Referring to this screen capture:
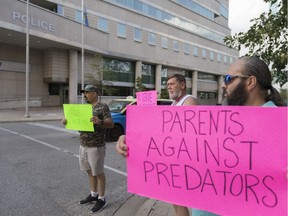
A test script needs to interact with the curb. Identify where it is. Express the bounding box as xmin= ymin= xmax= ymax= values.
xmin=113 ymin=194 xmax=149 ymax=216
xmin=0 ymin=118 xmax=63 ymax=123
xmin=135 ymin=199 xmax=158 ymax=216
